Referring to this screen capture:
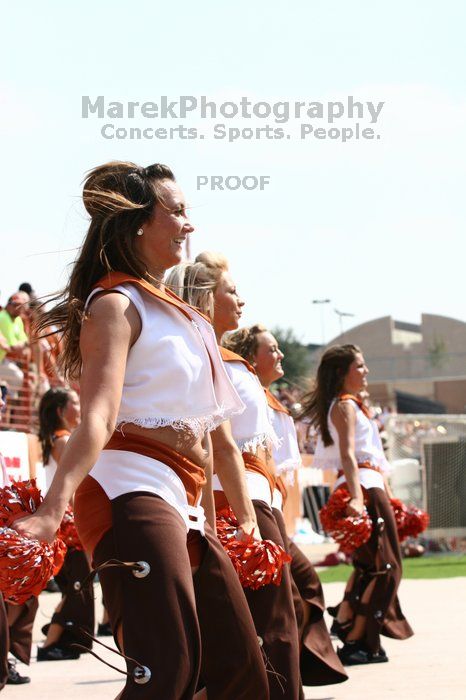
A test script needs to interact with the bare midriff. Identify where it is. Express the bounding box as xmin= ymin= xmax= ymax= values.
xmin=121 ymin=423 xmax=211 ymax=471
